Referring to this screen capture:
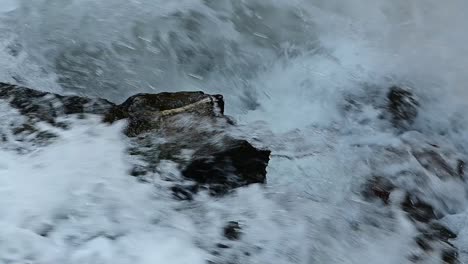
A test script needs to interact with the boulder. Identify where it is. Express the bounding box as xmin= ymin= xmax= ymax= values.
xmin=103 ymin=91 xmax=224 ymax=137
xmin=0 ymin=82 xmax=270 ymax=194
xmin=183 ymin=139 xmax=270 ymax=195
